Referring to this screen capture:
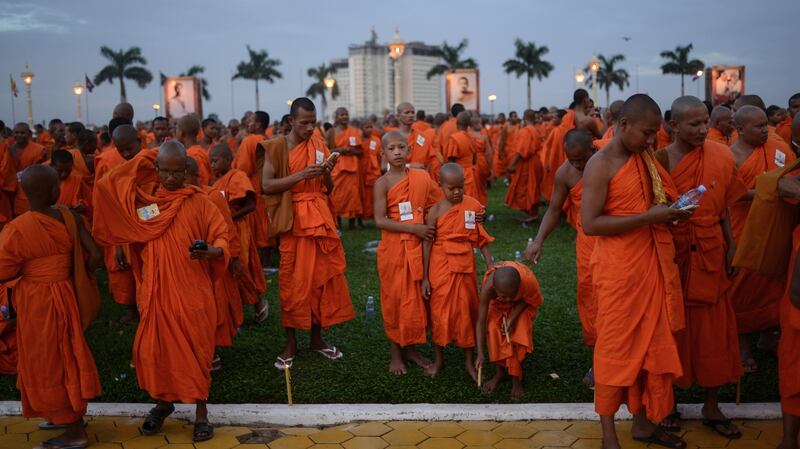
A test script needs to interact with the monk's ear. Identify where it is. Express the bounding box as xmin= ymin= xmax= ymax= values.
xmin=668 ymin=119 xmax=679 ymax=132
